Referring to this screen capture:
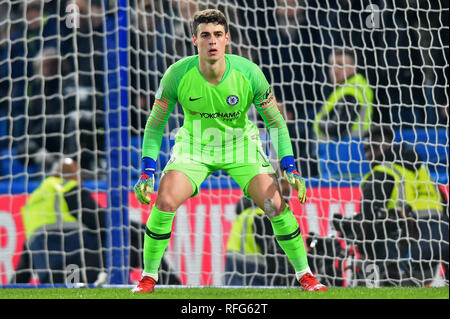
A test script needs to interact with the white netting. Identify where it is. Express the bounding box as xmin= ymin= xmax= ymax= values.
xmin=0 ymin=0 xmax=448 ymax=287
